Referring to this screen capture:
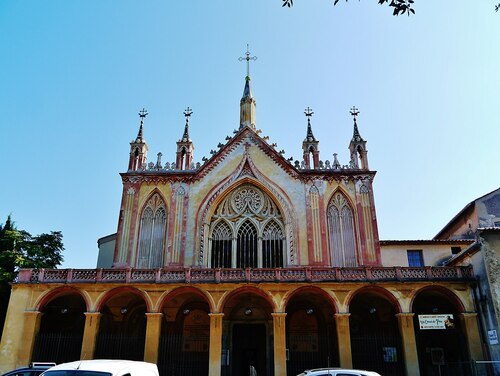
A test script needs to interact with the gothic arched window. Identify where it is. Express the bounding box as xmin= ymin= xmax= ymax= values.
xmin=211 ymin=221 xmax=232 ymax=268
xmin=327 ymin=192 xmax=357 ymax=267
xmin=262 ymin=220 xmax=284 ymax=268
xmin=237 ymin=221 xmax=258 ymax=268
xmin=208 ymin=184 xmax=285 ymax=268
xmin=137 ymin=193 xmax=167 ymax=268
